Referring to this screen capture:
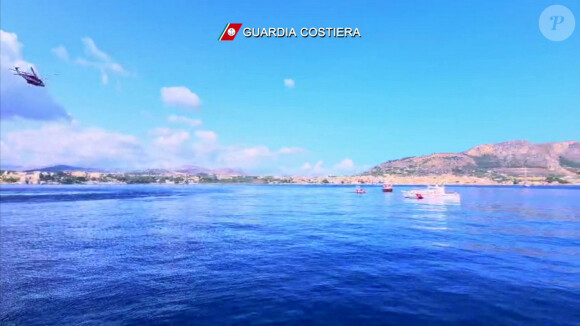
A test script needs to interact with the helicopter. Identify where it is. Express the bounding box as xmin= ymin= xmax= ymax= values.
xmin=10 ymin=66 xmax=45 ymax=87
